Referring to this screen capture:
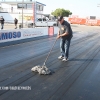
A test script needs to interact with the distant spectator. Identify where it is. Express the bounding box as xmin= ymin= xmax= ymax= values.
xmin=0 ymin=16 xmax=5 ymax=29
xmin=11 ymin=7 xmax=13 ymax=13
xmin=14 ymin=18 xmax=18 ymax=29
